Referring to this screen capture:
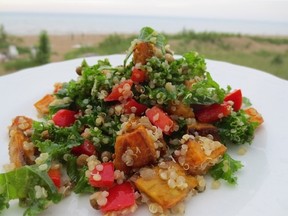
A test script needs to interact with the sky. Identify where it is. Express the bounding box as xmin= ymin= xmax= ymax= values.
xmin=1 ymin=0 xmax=288 ymax=22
